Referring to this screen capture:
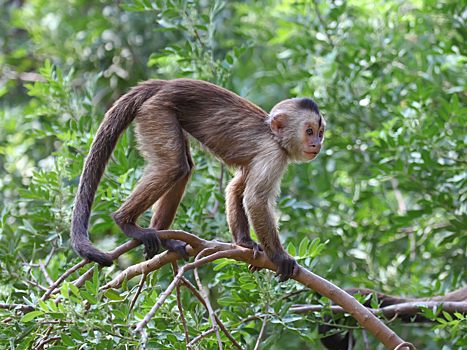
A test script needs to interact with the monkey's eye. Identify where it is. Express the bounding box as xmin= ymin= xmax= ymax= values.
xmin=306 ymin=128 xmax=313 ymax=135
xmin=319 ymin=130 xmax=323 ymax=137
